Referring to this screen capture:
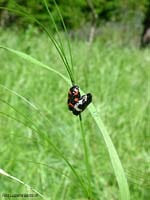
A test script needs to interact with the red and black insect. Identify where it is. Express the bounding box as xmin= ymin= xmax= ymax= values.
xmin=67 ymin=85 xmax=81 ymax=111
xmin=67 ymin=85 xmax=92 ymax=116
